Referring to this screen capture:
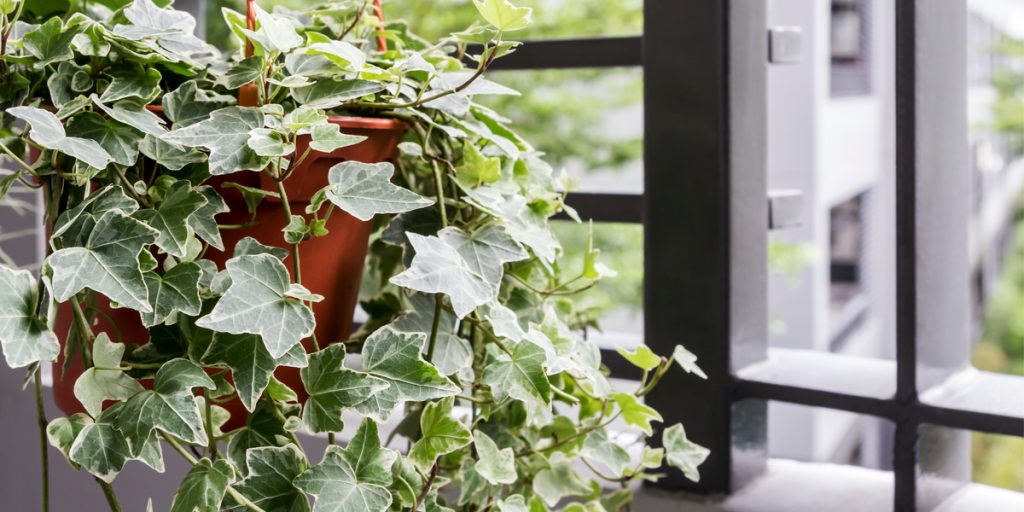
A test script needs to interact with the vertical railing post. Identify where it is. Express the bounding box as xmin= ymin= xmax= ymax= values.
xmin=643 ymin=0 xmax=769 ymax=493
